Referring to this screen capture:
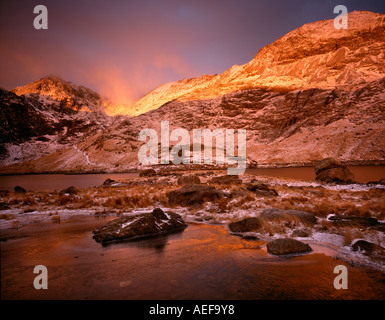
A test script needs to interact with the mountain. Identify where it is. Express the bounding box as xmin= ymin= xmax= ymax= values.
xmin=1 ymin=11 xmax=384 ymax=174
xmin=12 ymin=75 xmax=116 ymax=114
xmin=130 ymin=11 xmax=385 ymax=116
xmin=0 ymin=77 xmax=119 ymax=167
